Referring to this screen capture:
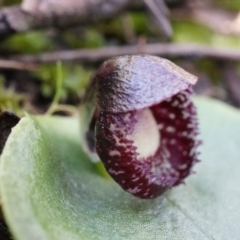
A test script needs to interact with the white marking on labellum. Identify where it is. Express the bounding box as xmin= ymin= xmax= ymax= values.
xmin=181 ymin=131 xmax=187 ymax=137
xmin=190 ymin=147 xmax=196 ymax=157
xmin=171 ymin=100 xmax=179 ymax=107
xmin=108 ymin=169 xmax=125 ymax=175
xmin=127 ymin=187 xmax=141 ymax=194
xmin=166 ymin=126 xmax=175 ymax=133
xmin=179 ymin=164 xmax=187 ymax=170
xmin=109 ymin=150 xmax=121 ymax=156
xmin=132 ymin=177 xmax=140 ymax=182
xmin=127 ymin=108 xmax=160 ymax=160
xmin=112 ymin=134 xmax=127 ymax=147
xmin=170 ymin=139 xmax=176 ymax=145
